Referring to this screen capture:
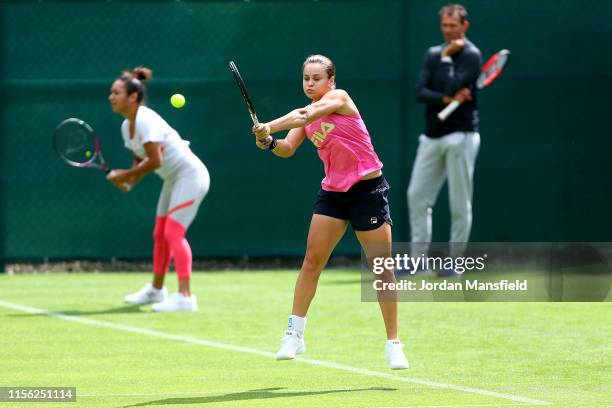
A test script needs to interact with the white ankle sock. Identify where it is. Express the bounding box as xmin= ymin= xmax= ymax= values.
xmin=287 ymin=315 xmax=306 ymax=335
